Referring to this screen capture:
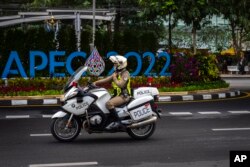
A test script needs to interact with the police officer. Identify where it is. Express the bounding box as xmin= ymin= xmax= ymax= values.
xmin=93 ymin=55 xmax=131 ymax=129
